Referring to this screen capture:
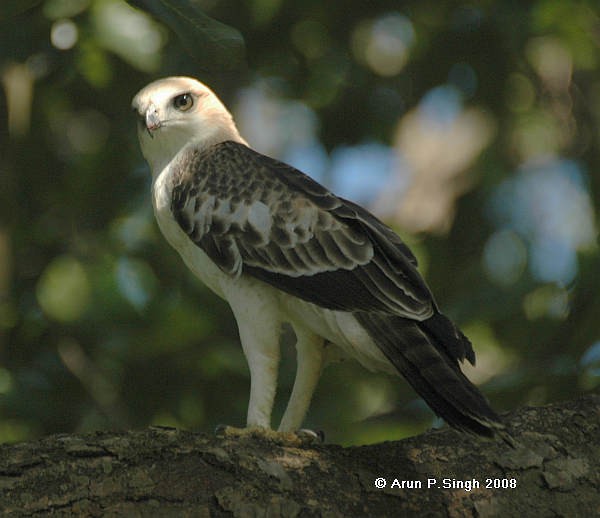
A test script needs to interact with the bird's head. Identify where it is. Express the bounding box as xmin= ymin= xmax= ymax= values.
xmin=131 ymin=76 xmax=245 ymax=171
